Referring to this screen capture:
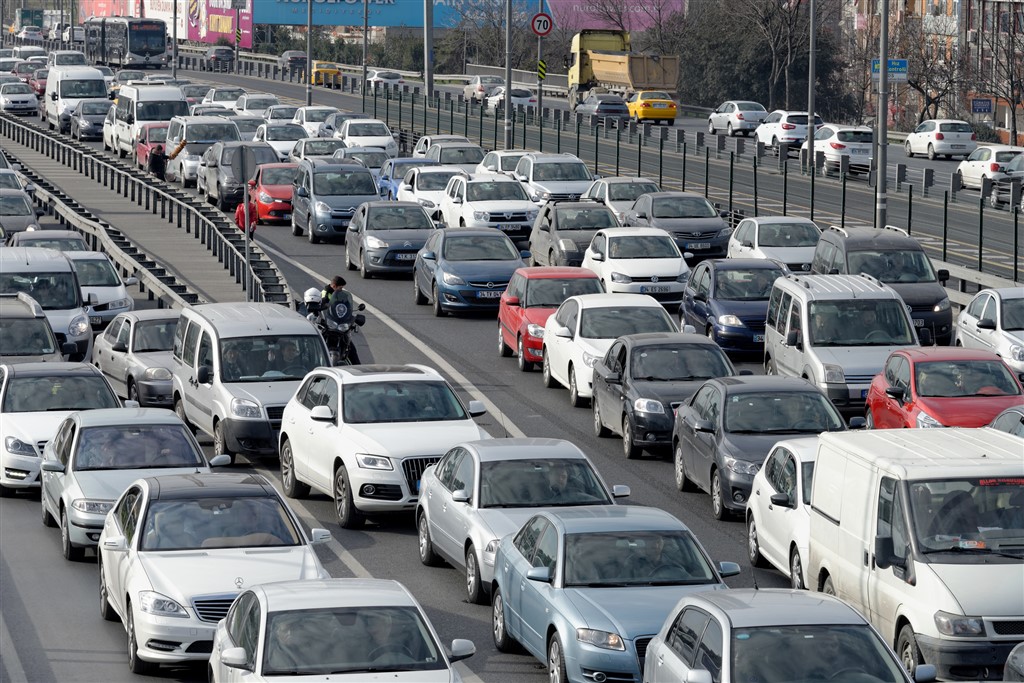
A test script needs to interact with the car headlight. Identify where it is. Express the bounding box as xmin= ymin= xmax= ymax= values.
xmin=822 ymin=363 xmax=845 ymax=384
xmin=418 ymin=198 xmax=435 ymax=208
xmin=229 ymin=397 xmax=262 ymax=419
xmin=142 ymin=367 xmax=172 ymax=381
xmin=68 ymin=314 xmax=89 ymax=337
xmin=634 ymin=398 xmax=665 ymax=414
xmin=314 ymin=201 xmax=332 ymax=214
xmin=718 ymin=227 xmax=733 ymax=238
xmin=472 ymin=210 xmax=489 ymax=221
xmin=677 ymin=271 xmax=690 ymax=284
xmin=934 ymin=611 xmax=984 ymax=637
xmin=4 ymin=436 xmax=36 ymax=456
xmin=527 ymin=323 xmax=545 ymax=338
xmin=576 ymin=628 xmax=625 ymax=651
xmin=258 ymin=191 xmax=273 ymax=203
xmin=610 ymin=272 xmax=632 ymax=284
xmin=933 ymin=297 xmax=950 ymax=312
xmin=526 ymin=209 xmax=539 ymax=221
xmin=71 ymin=498 xmax=113 ymax=514
xmin=107 ymin=298 xmax=131 ymax=310
xmin=442 ymin=272 xmax=465 ymax=286
xmin=916 ymin=410 xmax=944 ymax=428
xmin=538 ymin=190 xmax=552 ymax=200
xmin=582 ymin=351 xmax=600 ymax=368
xmin=724 ymin=455 xmax=760 ymax=476
xmin=139 ymin=590 xmax=189 ymax=618
xmin=355 ymin=453 xmax=393 ymax=470
xmin=484 ymin=539 xmax=500 ymax=554
xmin=558 ymin=239 xmax=578 ymax=253
xmin=365 ymin=235 xmax=389 ymax=249
xmin=79 ymin=120 xmax=92 ymax=128
xmin=1010 ymin=344 xmax=1024 ymax=362
xmin=718 ymin=314 xmax=744 ymax=327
